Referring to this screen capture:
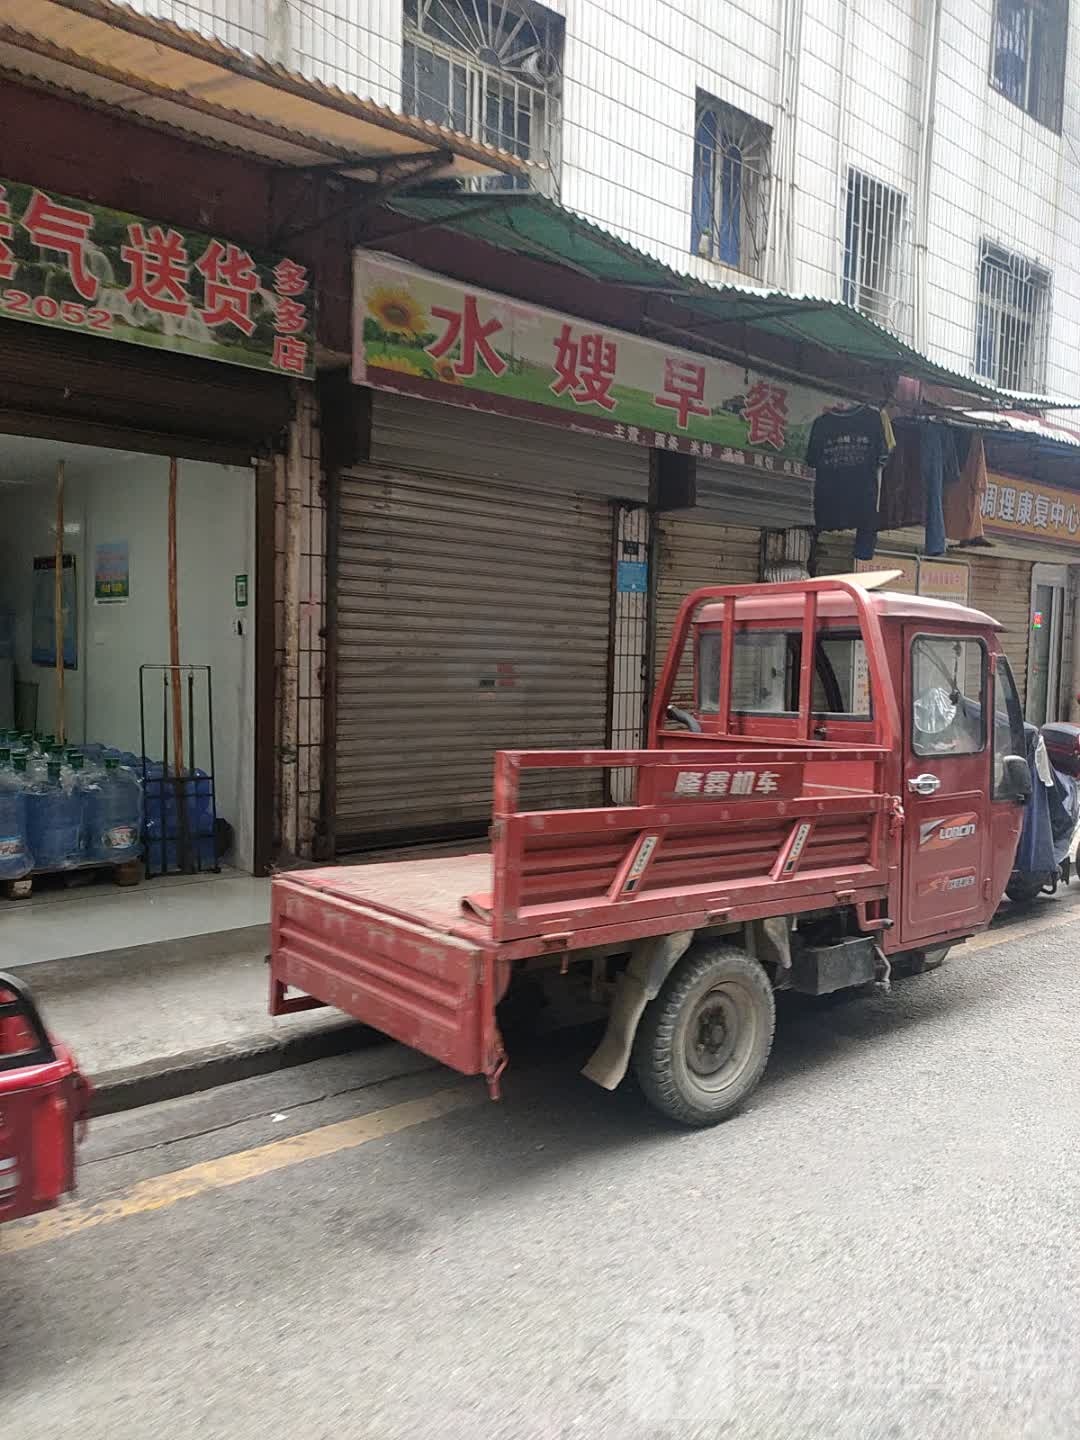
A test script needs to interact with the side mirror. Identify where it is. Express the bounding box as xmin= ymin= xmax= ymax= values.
xmin=1001 ymin=754 xmax=1032 ymax=805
